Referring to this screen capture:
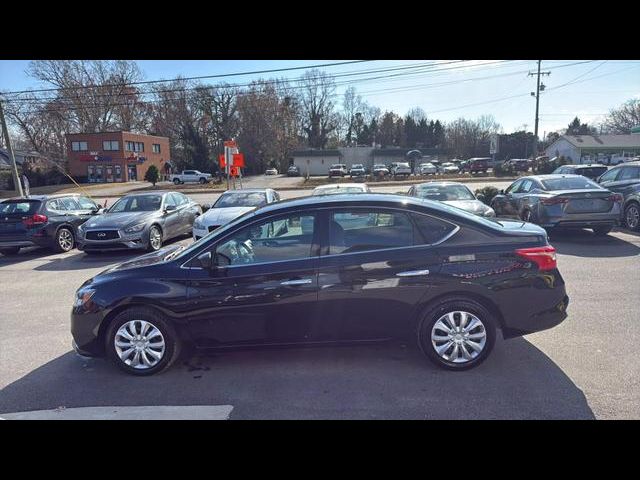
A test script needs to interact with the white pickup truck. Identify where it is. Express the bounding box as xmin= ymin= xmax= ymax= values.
xmin=170 ymin=170 xmax=213 ymax=185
